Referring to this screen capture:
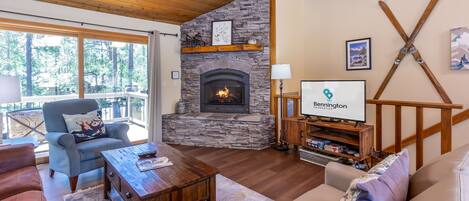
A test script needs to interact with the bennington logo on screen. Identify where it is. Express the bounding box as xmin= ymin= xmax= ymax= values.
xmin=312 ymin=88 xmax=348 ymax=110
